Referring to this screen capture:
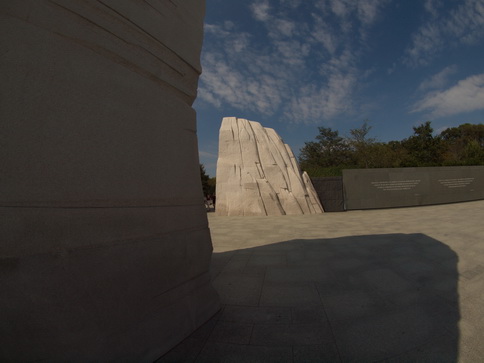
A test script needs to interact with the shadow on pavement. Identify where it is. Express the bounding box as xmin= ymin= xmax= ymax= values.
xmin=160 ymin=233 xmax=459 ymax=362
